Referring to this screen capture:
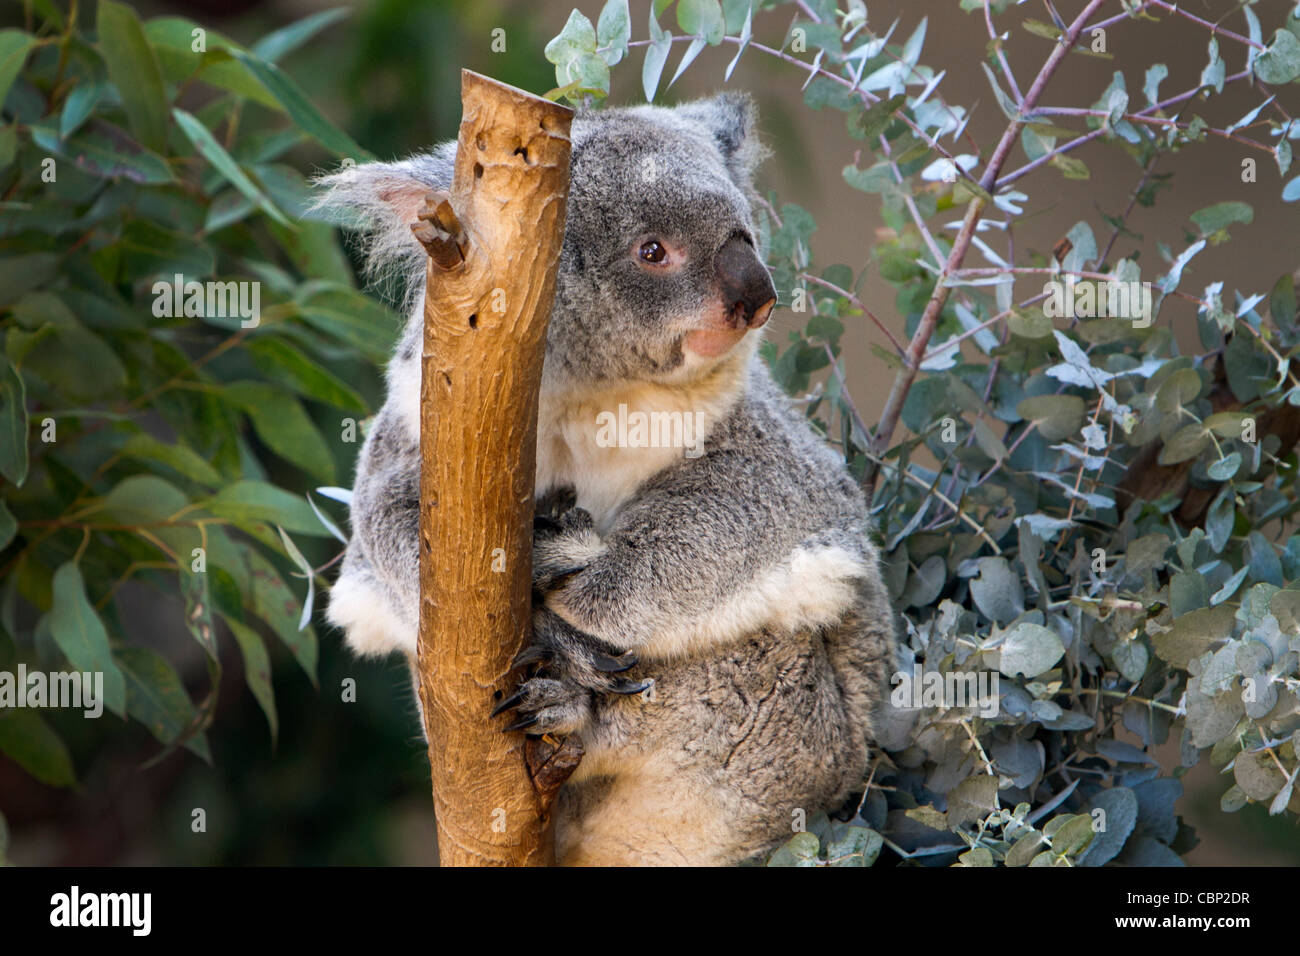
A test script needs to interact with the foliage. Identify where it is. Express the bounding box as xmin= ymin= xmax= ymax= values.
xmin=3 ymin=0 xmax=1299 ymax=870
xmin=0 ymin=2 xmax=385 ymax=795
xmin=550 ymin=0 xmax=1300 ymax=866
